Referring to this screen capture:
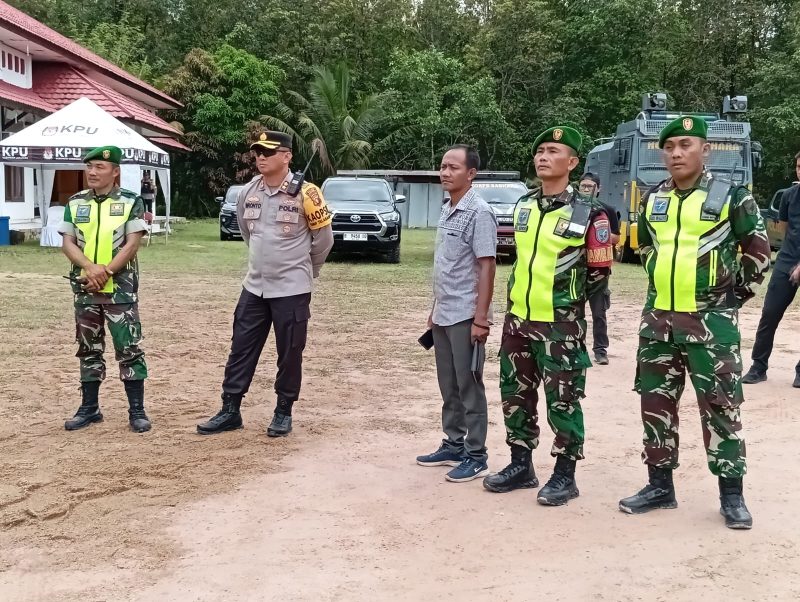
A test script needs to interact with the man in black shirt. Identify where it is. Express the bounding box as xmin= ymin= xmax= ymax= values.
xmin=579 ymin=173 xmax=621 ymax=365
xmin=743 ymin=152 xmax=800 ymax=387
